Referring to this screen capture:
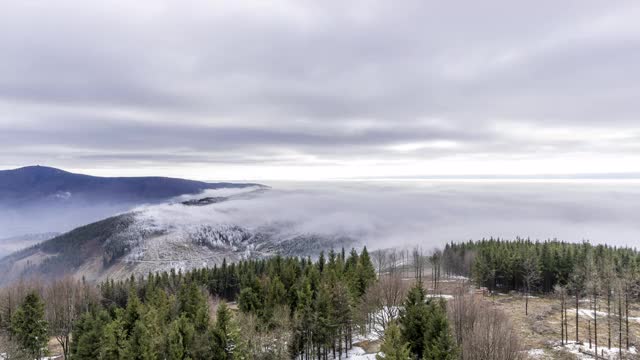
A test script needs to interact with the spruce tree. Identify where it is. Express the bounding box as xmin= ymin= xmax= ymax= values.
xmin=423 ymin=301 xmax=457 ymax=360
xmin=177 ymin=282 xmax=209 ymax=331
xmin=125 ymin=319 xmax=157 ymax=360
xmin=214 ymin=301 xmax=246 ymax=359
xmin=167 ymin=315 xmax=195 ymax=360
xmin=100 ymin=318 xmax=129 ymax=360
xmin=238 ymin=287 xmax=260 ymax=314
xmin=399 ymin=283 xmax=430 ymax=357
xmin=356 ymin=246 xmax=377 ymax=296
xmin=10 ymin=292 xmax=49 ymax=360
xmin=376 ymin=322 xmax=411 ymax=360
xmin=72 ymin=310 xmax=110 ymax=360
